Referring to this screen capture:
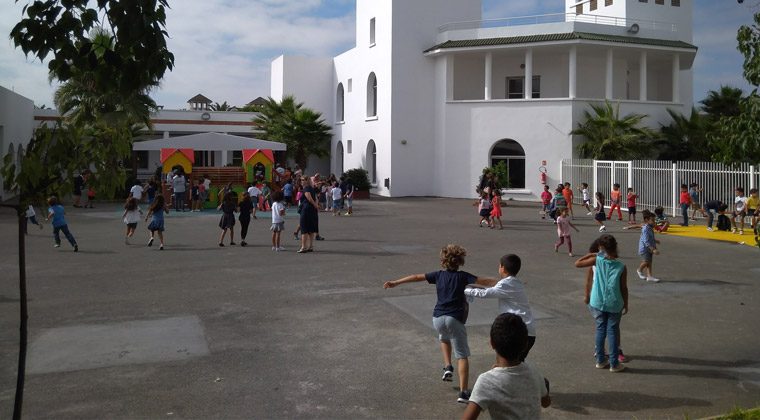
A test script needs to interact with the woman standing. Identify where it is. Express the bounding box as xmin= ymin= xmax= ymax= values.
xmin=297 ymin=177 xmax=319 ymax=253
